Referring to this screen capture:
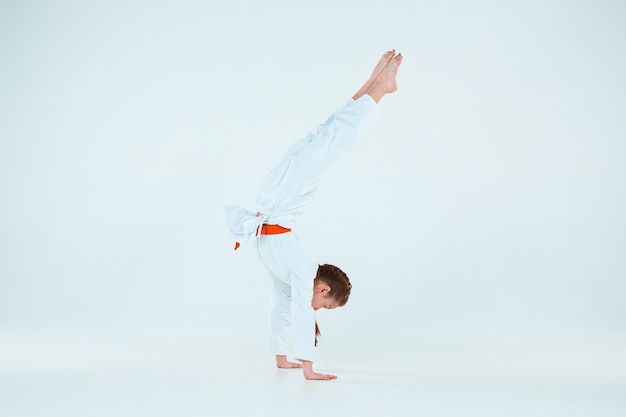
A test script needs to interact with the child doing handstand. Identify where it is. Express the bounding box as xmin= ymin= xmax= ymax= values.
xmin=226 ymin=50 xmax=402 ymax=380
